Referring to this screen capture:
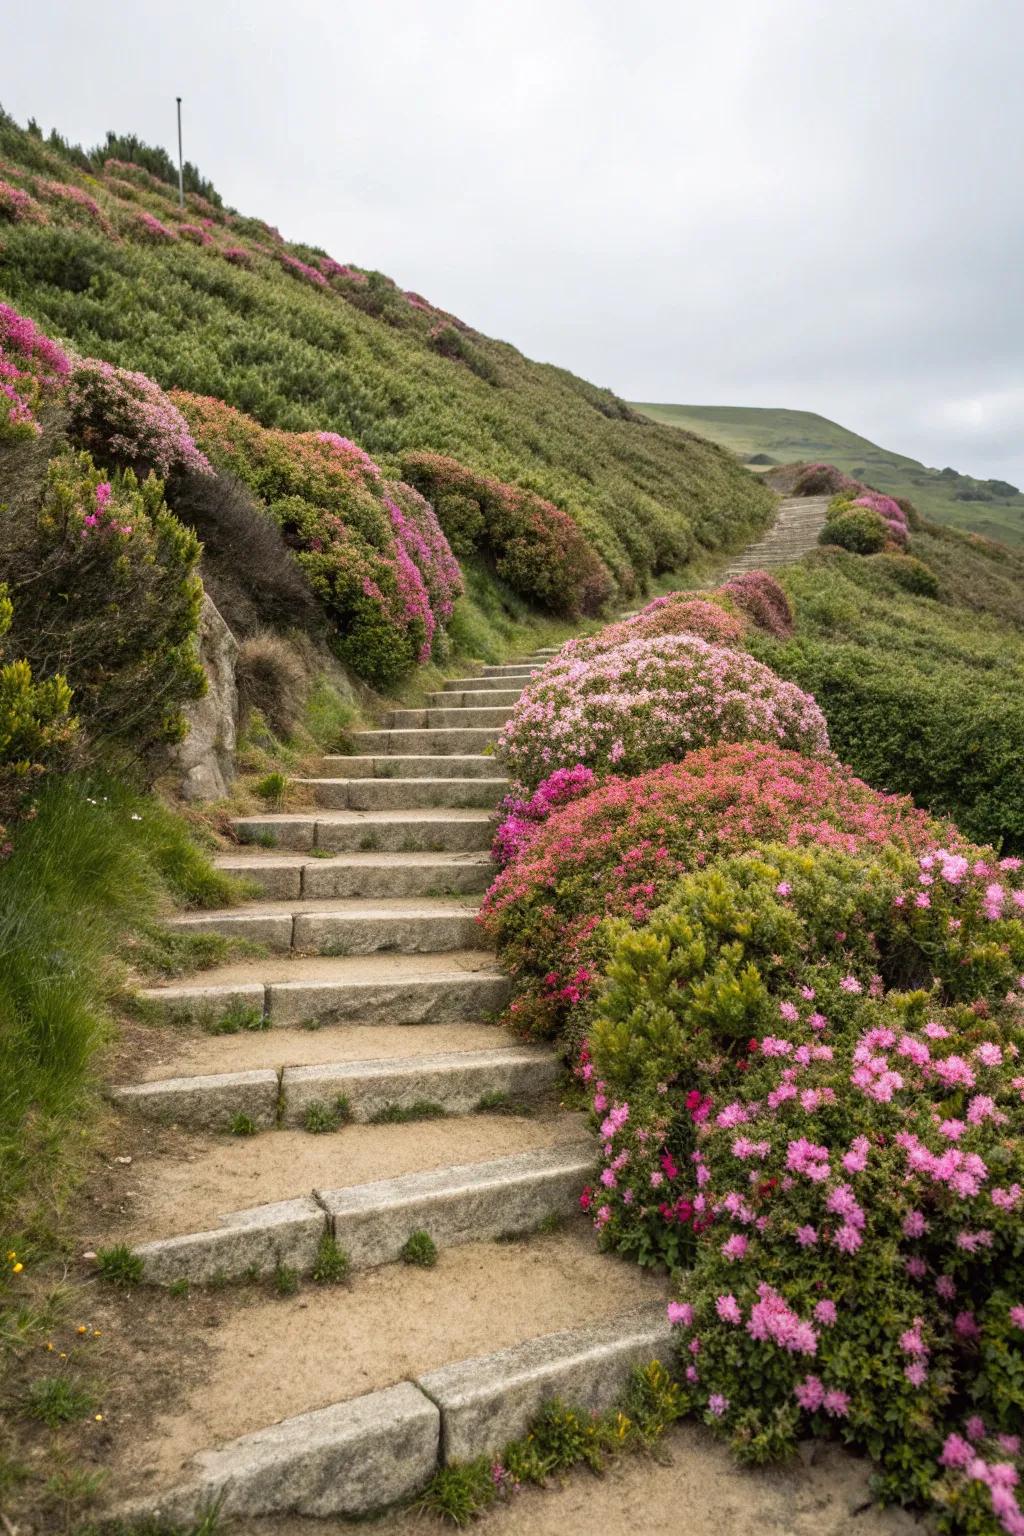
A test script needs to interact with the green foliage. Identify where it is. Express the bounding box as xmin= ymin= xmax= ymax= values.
xmin=228 ymin=1112 xmax=258 ymax=1137
xmin=0 ymin=773 xmax=238 ymax=1242
xmin=95 ymin=1245 xmax=144 ymax=1288
xmin=0 ymin=582 xmax=76 ymax=843
xmin=1 ymin=450 xmax=204 ymax=764
xmin=370 ymin=1100 xmax=447 ymax=1124
xmin=303 ymin=1097 xmax=350 ymax=1133
xmin=254 ymin=771 xmax=288 ymax=805
xmin=311 ymin=1232 xmax=350 ymax=1285
xmin=400 ymin=1230 xmax=438 ymax=1267
xmin=747 ymin=554 xmax=1024 ymax=848
xmin=868 ymin=551 xmax=940 ymax=598
xmin=272 ymin=1262 xmax=299 ymax=1297
xmin=819 ymin=505 xmax=888 ymax=554
xmin=23 ymin=1371 xmax=96 ymax=1426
